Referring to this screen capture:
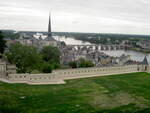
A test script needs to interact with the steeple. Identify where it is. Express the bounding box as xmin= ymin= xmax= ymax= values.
xmin=48 ymin=12 xmax=52 ymax=37
xmin=45 ymin=12 xmax=56 ymax=41
xmin=142 ymin=56 xmax=149 ymax=65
